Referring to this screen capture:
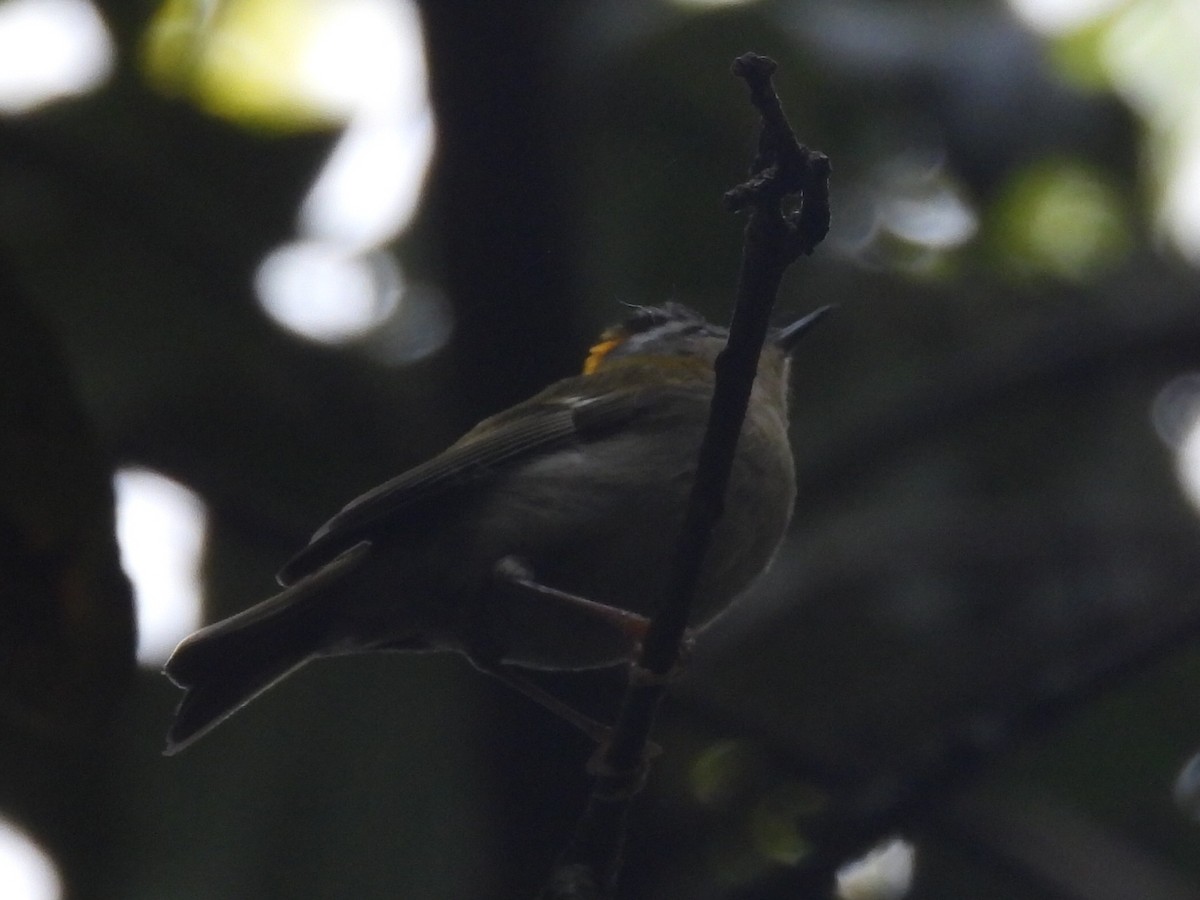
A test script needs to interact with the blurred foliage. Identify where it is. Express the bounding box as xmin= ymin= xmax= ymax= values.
xmin=142 ymin=0 xmax=342 ymax=130
xmin=3 ymin=0 xmax=1200 ymax=898
xmin=987 ymin=158 xmax=1131 ymax=281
